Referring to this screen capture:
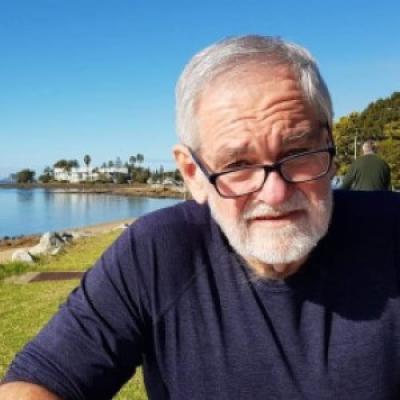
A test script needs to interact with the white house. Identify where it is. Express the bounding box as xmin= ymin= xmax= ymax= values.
xmin=53 ymin=167 xmax=128 ymax=183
